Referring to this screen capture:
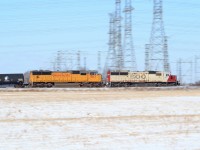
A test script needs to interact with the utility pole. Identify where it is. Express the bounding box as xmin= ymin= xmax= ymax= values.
xmin=123 ymin=0 xmax=137 ymax=71
xmin=146 ymin=0 xmax=170 ymax=72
